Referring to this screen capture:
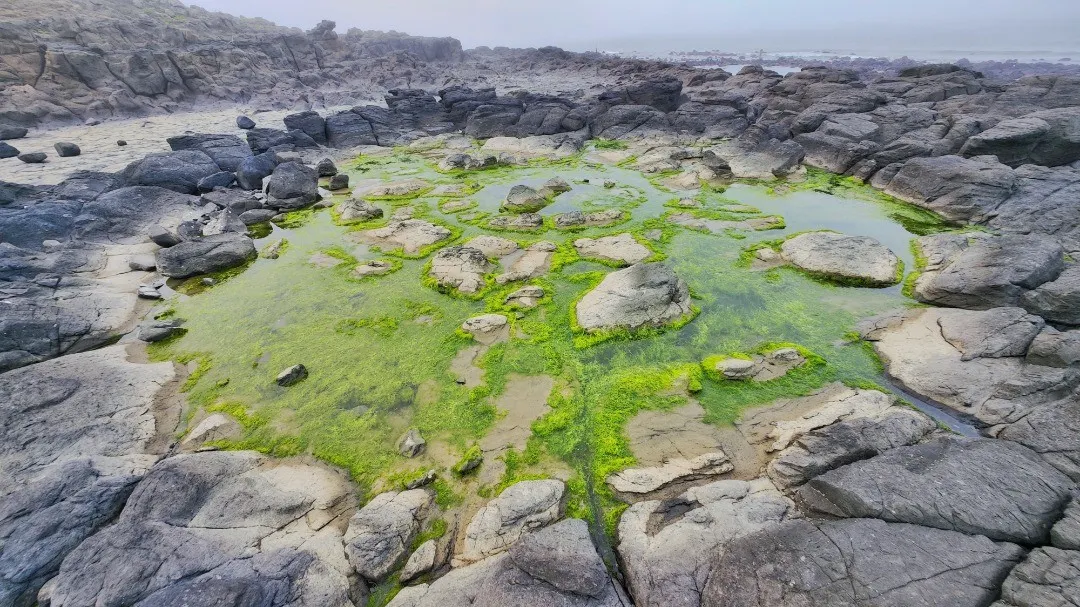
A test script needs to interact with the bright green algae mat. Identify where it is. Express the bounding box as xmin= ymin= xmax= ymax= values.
xmin=150 ymin=147 xmax=951 ymax=544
